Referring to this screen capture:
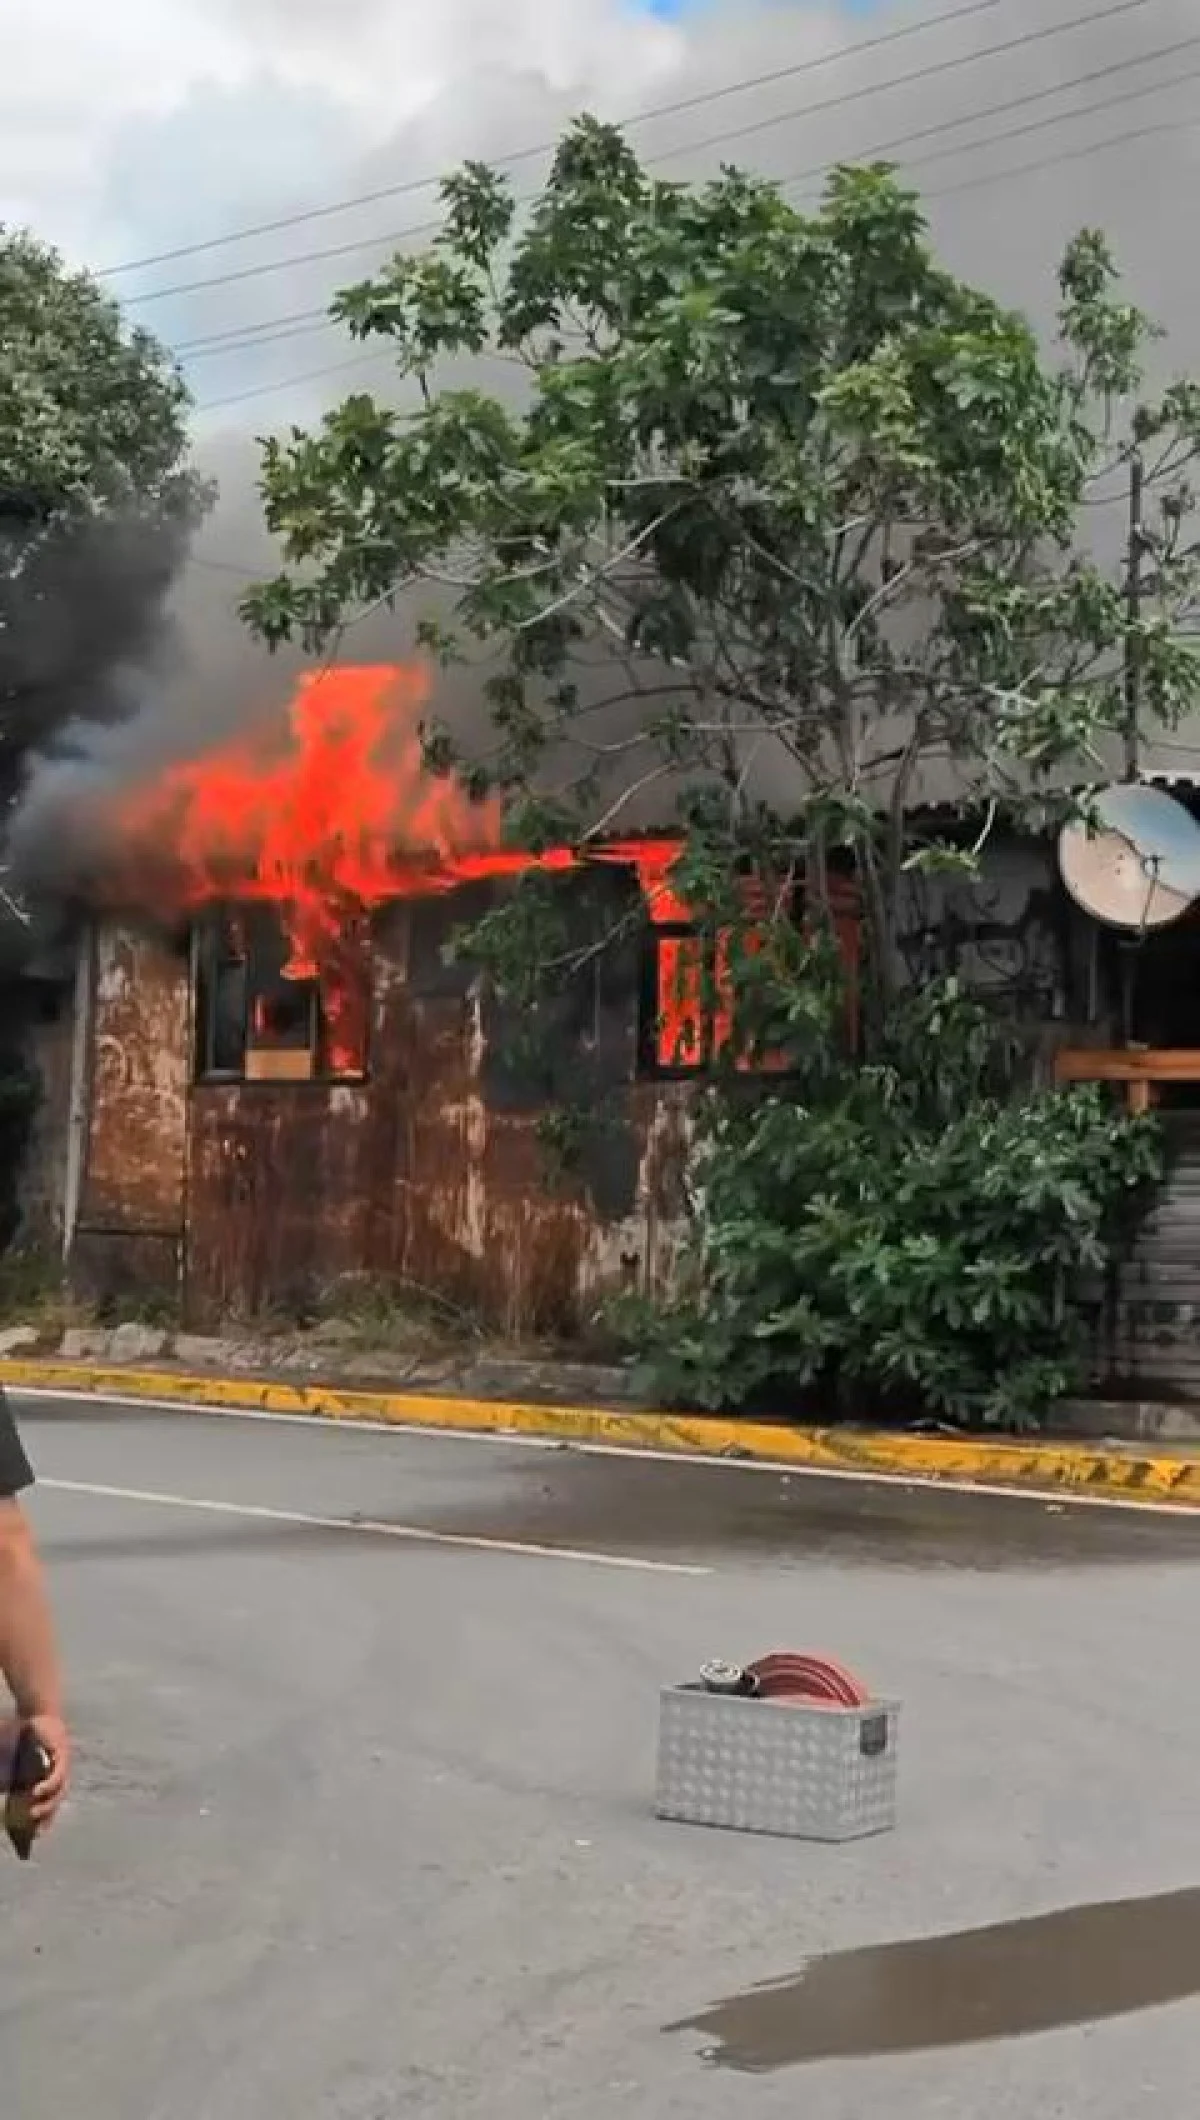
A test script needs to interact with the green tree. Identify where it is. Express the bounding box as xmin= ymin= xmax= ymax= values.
xmin=244 ymin=119 xmax=1200 ymax=1037
xmin=0 ymin=228 xmax=207 ymax=1261
xmin=0 ymin=227 xmax=208 ymax=793
xmin=241 ymin=124 xmax=1199 ymax=1424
